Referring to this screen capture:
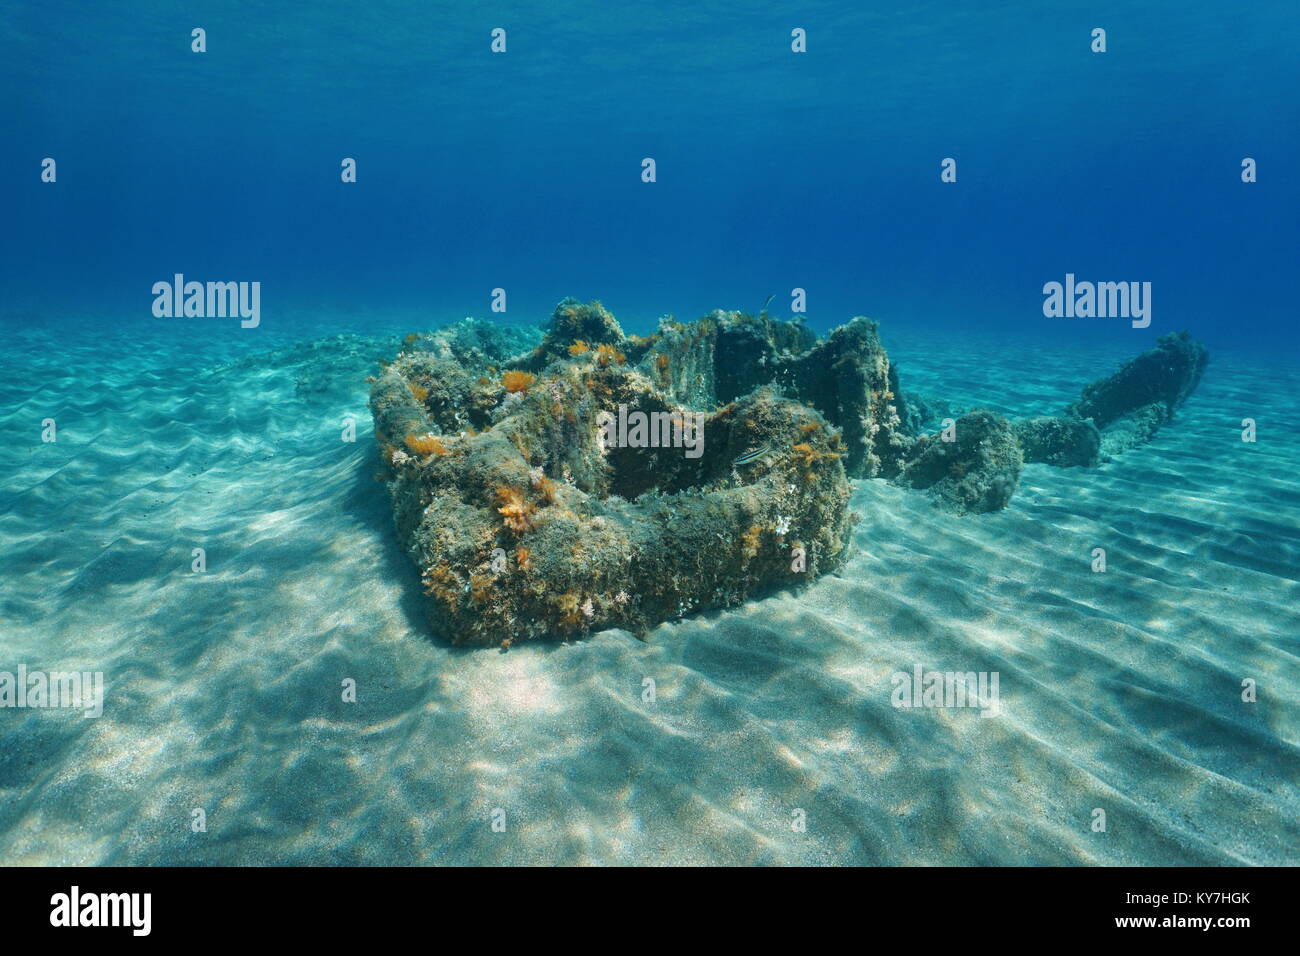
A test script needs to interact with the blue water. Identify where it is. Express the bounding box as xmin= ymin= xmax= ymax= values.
xmin=4 ymin=0 xmax=1298 ymax=349
xmin=2 ymin=2 xmax=1298 ymax=865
